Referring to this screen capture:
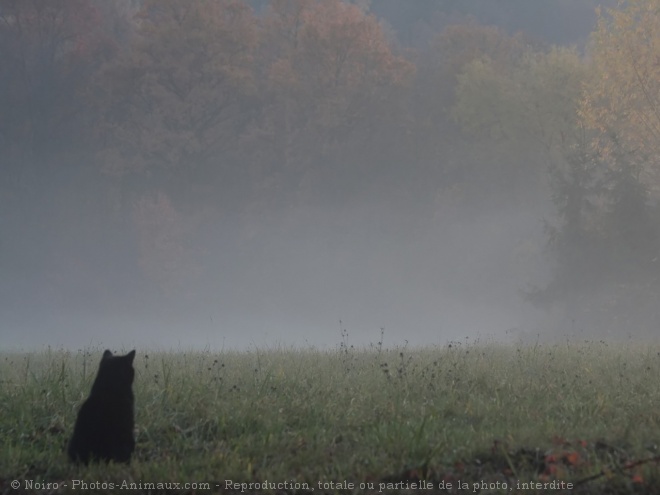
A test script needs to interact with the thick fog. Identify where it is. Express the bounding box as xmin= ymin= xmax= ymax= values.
xmin=3 ymin=193 xmax=551 ymax=350
xmin=5 ymin=0 xmax=657 ymax=351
